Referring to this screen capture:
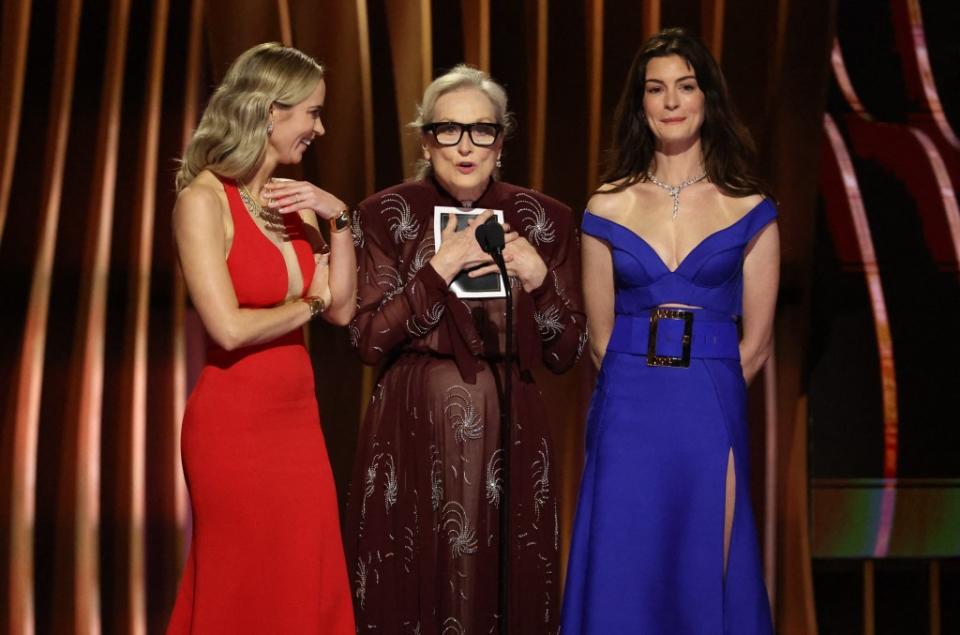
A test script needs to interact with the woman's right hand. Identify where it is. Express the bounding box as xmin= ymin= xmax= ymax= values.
xmin=306 ymin=252 xmax=333 ymax=308
xmin=429 ymin=210 xmax=517 ymax=285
